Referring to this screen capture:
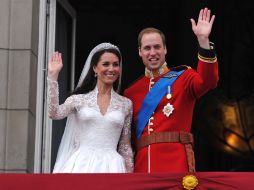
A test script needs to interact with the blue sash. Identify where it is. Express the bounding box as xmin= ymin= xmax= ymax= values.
xmin=136 ymin=70 xmax=185 ymax=138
